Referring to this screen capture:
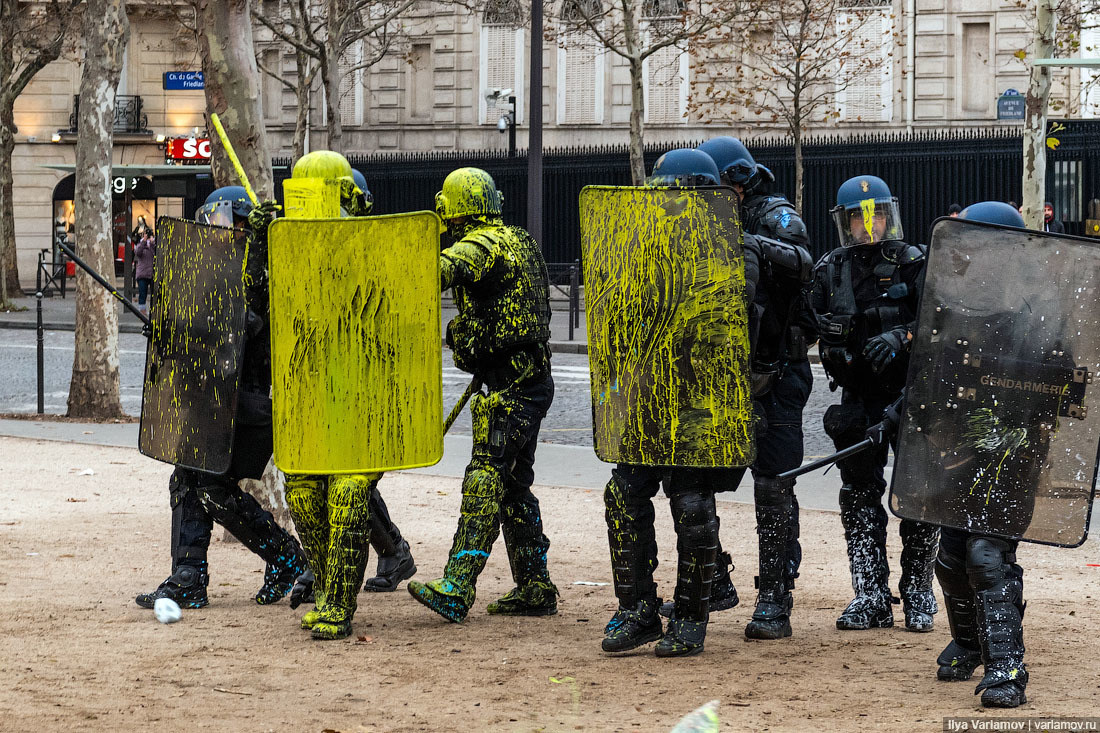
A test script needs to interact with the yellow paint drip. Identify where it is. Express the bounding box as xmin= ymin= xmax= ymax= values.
xmin=283 ymin=178 xmax=342 ymax=219
xmin=267 ymin=213 xmax=444 ymax=473
xmin=139 ymin=217 xmax=247 ymax=473
xmin=579 ymin=186 xmax=755 ymax=467
xmin=860 ymin=198 xmax=877 ymax=241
